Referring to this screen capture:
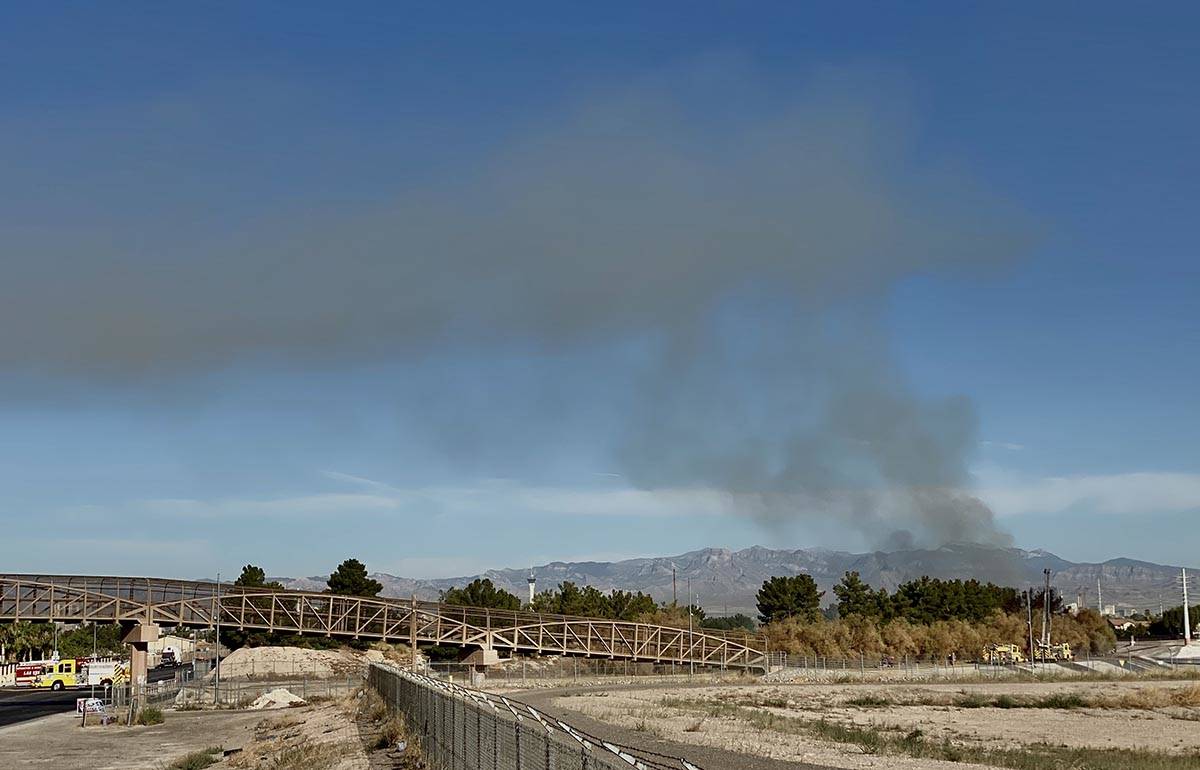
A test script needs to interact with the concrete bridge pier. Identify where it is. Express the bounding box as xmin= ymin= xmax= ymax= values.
xmin=121 ymin=623 xmax=160 ymax=694
xmin=463 ymin=646 xmax=500 ymax=685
